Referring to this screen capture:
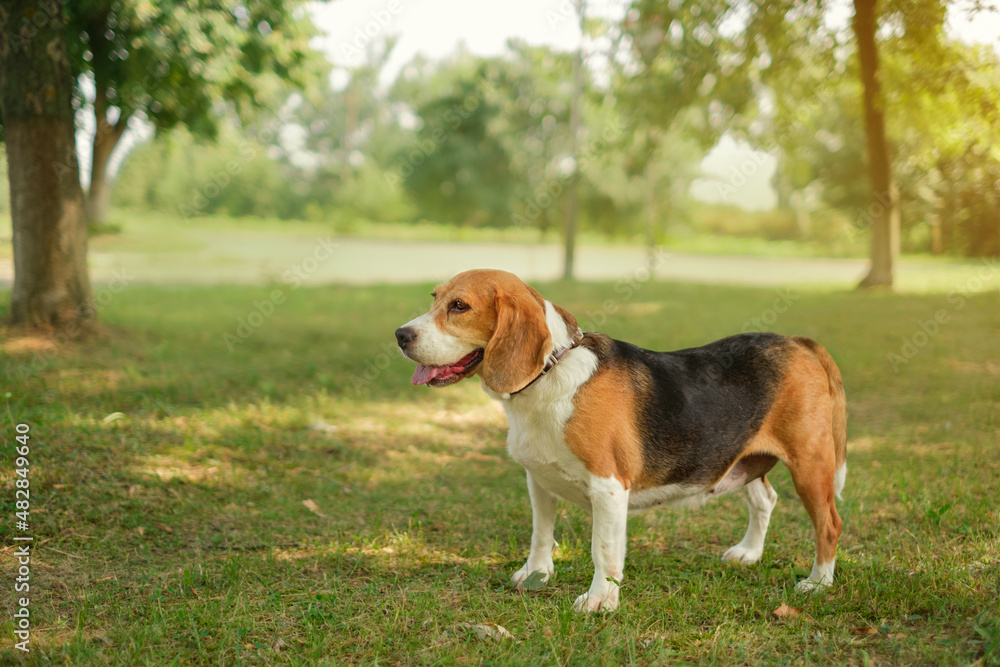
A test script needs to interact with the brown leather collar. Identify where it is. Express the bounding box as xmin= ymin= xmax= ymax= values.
xmin=504 ymin=336 xmax=584 ymax=398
